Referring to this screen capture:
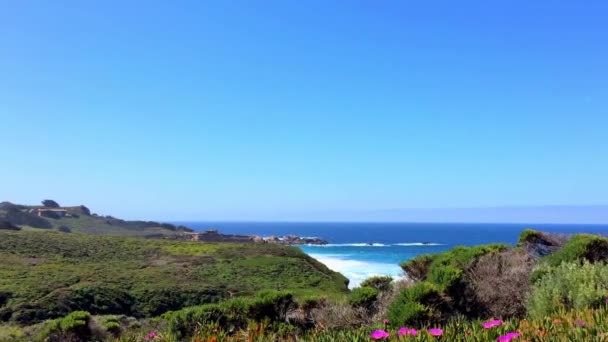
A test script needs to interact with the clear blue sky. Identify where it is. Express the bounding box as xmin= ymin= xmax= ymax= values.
xmin=2 ymin=1 xmax=607 ymax=221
